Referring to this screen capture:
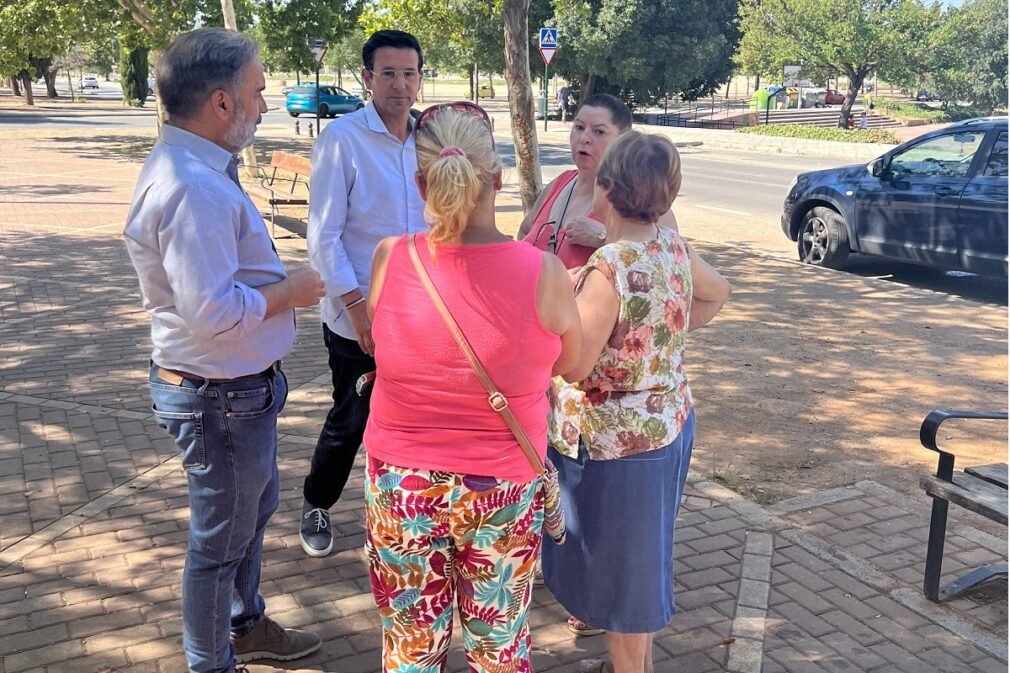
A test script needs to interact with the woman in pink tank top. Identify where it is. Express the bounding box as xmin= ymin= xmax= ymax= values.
xmin=362 ymin=103 xmax=580 ymax=673
xmin=517 ymin=94 xmax=679 ymax=271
